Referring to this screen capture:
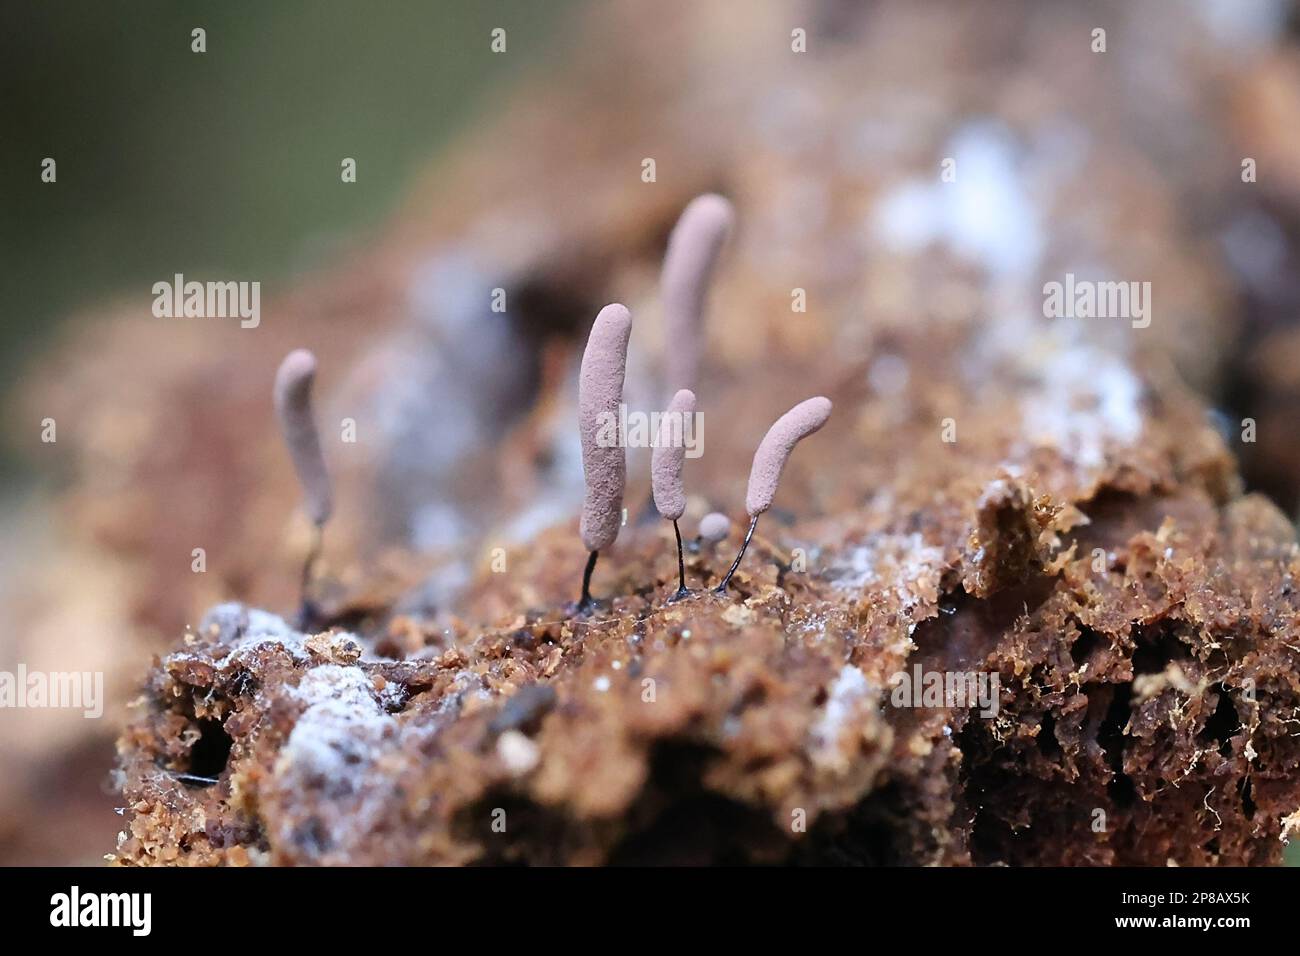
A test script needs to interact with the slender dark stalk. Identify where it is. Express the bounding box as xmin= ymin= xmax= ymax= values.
xmin=715 ymin=515 xmax=759 ymax=594
xmin=170 ymin=772 xmax=220 ymax=787
xmin=579 ymin=549 xmax=599 ymax=612
xmin=295 ymin=523 xmax=324 ymax=631
xmin=300 ymin=524 xmax=322 ymax=597
xmin=670 ymin=519 xmax=689 ymax=601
